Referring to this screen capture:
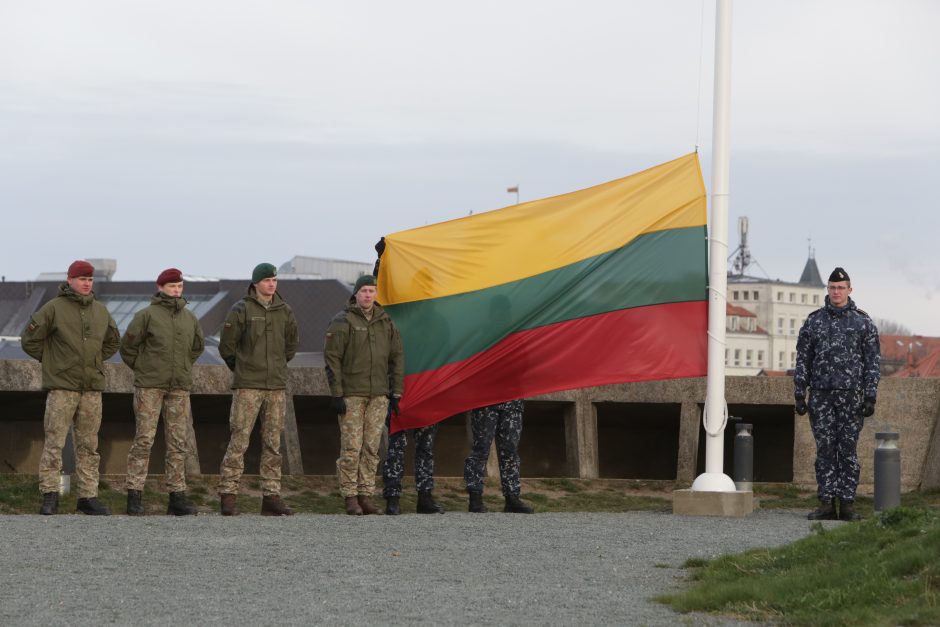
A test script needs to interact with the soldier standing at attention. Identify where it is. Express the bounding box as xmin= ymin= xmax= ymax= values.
xmin=120 ymin=268 xmax=204 ymax=516
xmin=22 ymin=260 xmax=120 ymax=515
xmin=325 ymin=274 xmax=404 ymax=515
xmin=464 ymin=400 xmax=534 ymax=514
xmin=217 ymin=263 xmax=298 ymax=516
xmin=795 ymin=267 xmax=880 ymax=522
